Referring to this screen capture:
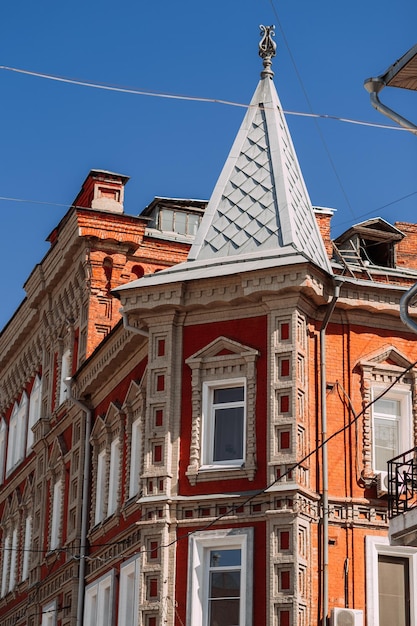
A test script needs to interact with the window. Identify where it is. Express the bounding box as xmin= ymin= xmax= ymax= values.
xmin=50 ymin=478 xmax=63 ymax=550
xmin=41 ymin=600 xmax=57 ymax=626
xmin=187 ymin=528 xmax=253 ymax=626
xmin=372 ymin=390 xmax=411 ymax=473
xmin=84 ymin=572 xmax=114 ymax=626
xmin=0 ymin=418 xmax=6 ymax=484
xmin=118 ymin=557 xmax=140 ymax=626
xmin=366 ymin=536 xmax=417 ymax=626
xmin=129 ymin=418 xmax=141 ymax=499
xmin=186 ymin=337 xmax=259 ymax=485
xmin=1 ymin=533 xmax=10 ymax=597
xmin=202 ymin=381 xmax=246 ymax=468
xmin=154 ymin=207 xmax=201 ymax=236
xmin=6 ymin=393 xmax=28 ymax=475
xmin=59 ymin=349 xmax=71 ymax=405
xmin=95 ymin=449 xmax=106 ymax=524
xmin=22 ymin=515 xmax=32 ymax=580
xmin=27 ymin=375 xmax=42 ymax=452
xmin=107 ymin=438 xmax=120 ymax=517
